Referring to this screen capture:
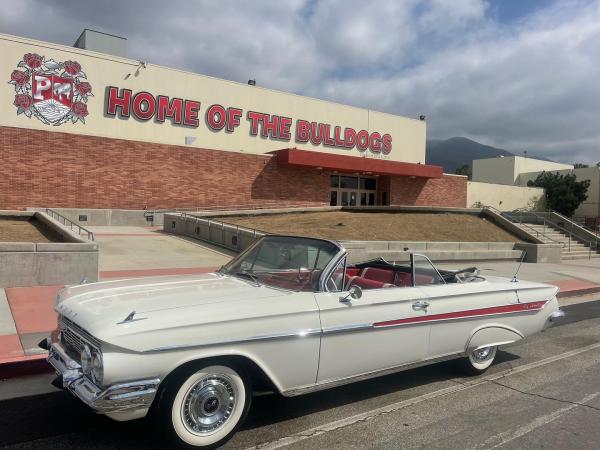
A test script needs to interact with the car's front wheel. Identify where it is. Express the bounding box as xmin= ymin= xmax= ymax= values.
xmin=461 ymin=345 xmax=497 ymax=375
xmin=159 ymin=364 xmax=251 ymax=449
